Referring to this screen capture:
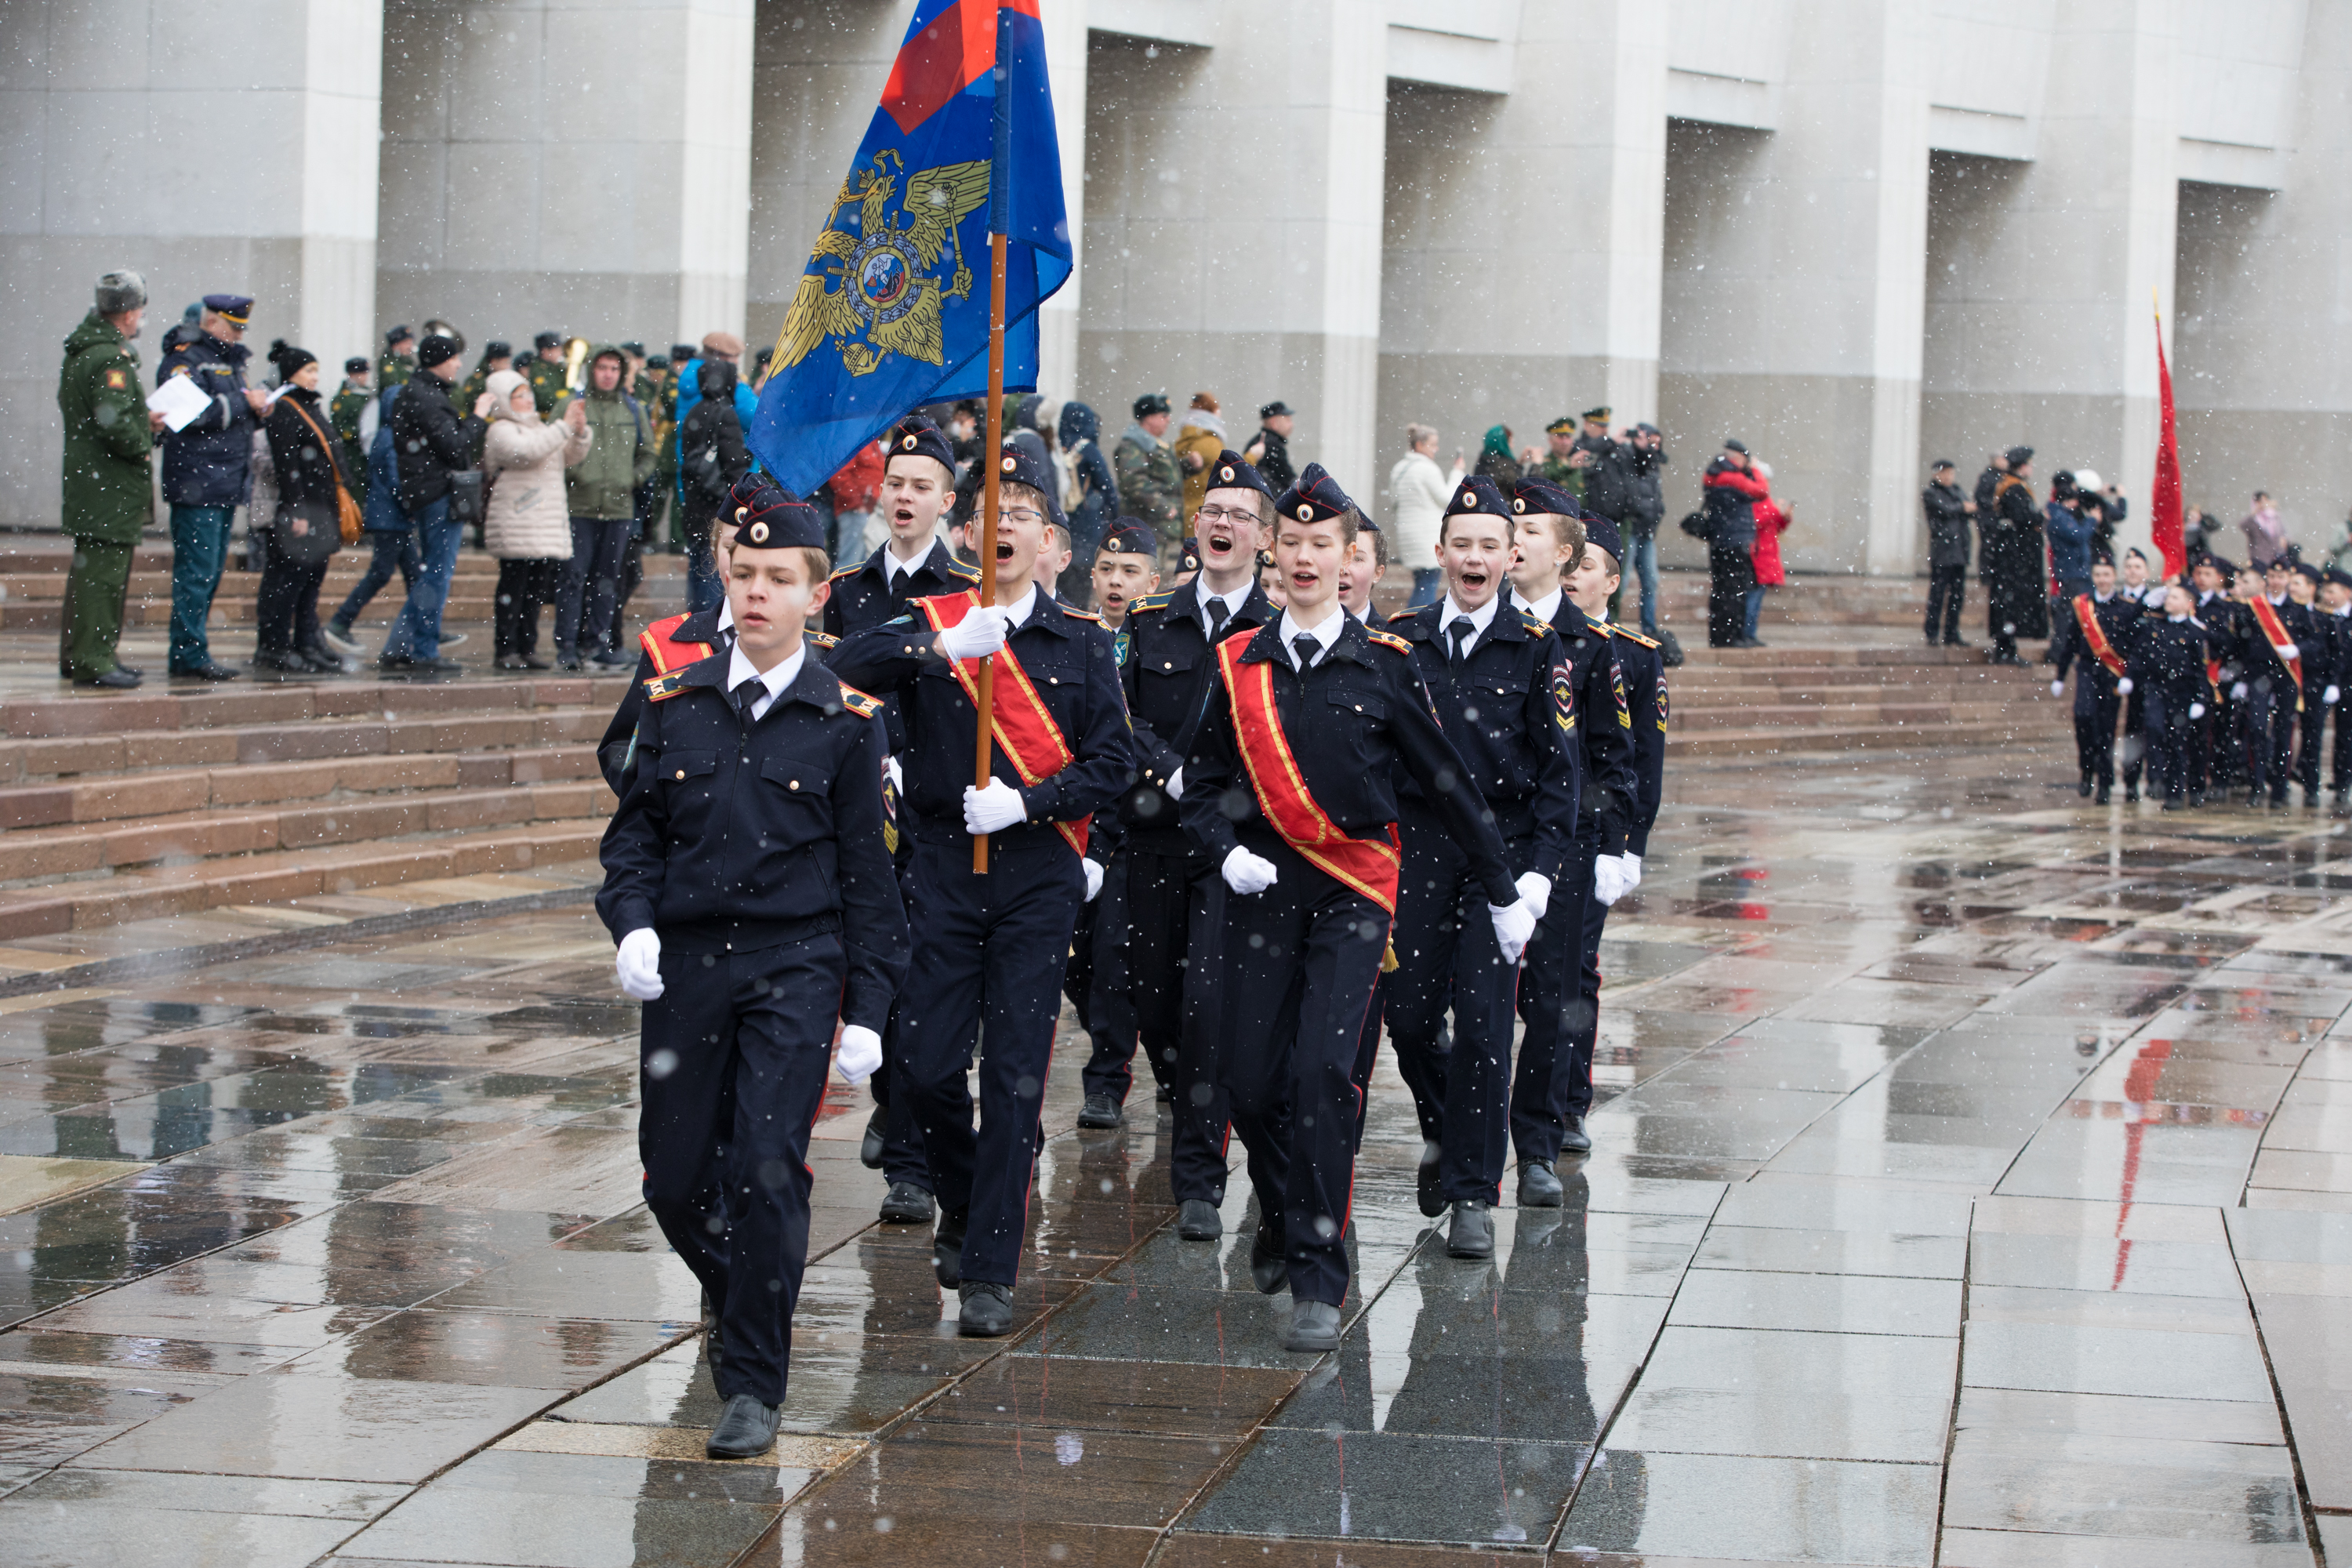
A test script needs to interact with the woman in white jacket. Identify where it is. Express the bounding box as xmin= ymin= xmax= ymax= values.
xmin=1388 ymin=423 xmax=1461 ymax=608
xmin=481 ymin=368 xmax=590 ymax=670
